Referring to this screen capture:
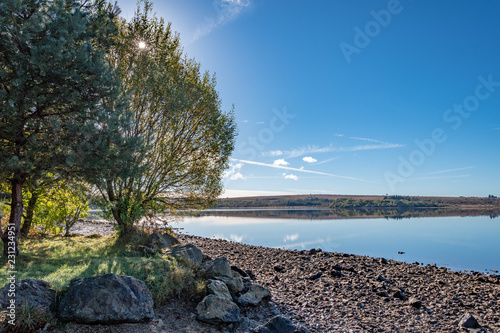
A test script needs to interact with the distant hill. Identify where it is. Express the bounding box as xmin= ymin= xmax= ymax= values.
xmin=216 ymin=194 xmax=500 ymax=209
